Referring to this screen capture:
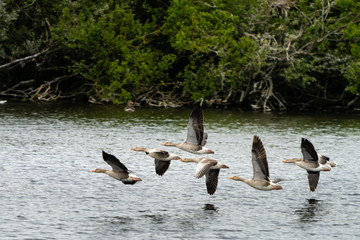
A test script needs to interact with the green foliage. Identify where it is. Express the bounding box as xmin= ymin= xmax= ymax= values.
xmin=53 ymin=1 xmax=176 ymax=103
xmin=344 ymin=62 xmax=360 ymax=94
xmin=164 ymin=0 xmax=258 ymax=100
xmin=339 ymin=0 xmax=360 ymax=94
xmin=0 ymin=0 xmax=66 ymax=89
xmin=342 ymin=21 xmax=360 ymax=94
xmin=263 ymin=0 xmax=360 ymax=100
xmin=1 ymin=0 xmax=64 ymax=59
xmin=0 ymin=1 xmax=18 ymax=57
xmin=2 ymin=0 xmax=360 ymax=108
